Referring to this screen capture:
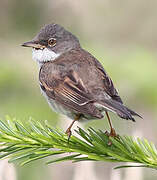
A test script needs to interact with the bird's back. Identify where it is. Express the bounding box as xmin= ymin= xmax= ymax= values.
xmin=45 ymin=48 xmax=119 ymax=102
